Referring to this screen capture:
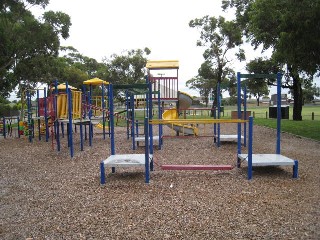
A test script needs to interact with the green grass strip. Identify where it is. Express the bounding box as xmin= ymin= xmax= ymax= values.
xmin=253 ymin=118 xmax=320 ymax=141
